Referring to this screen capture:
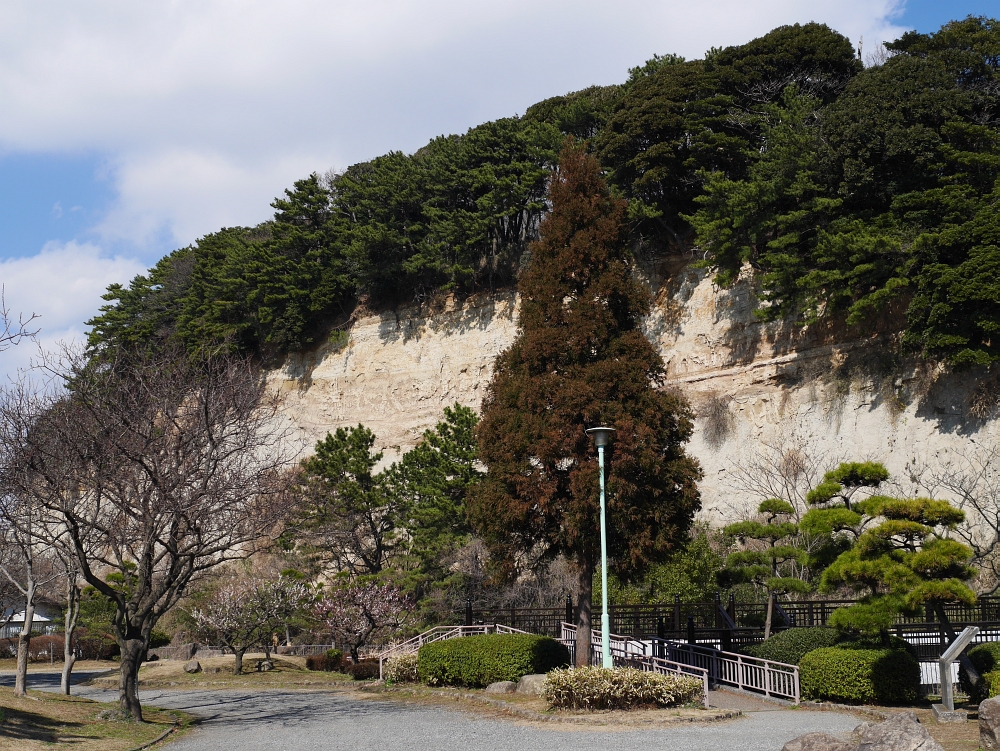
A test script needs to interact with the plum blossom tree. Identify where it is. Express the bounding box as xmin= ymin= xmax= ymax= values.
xmin=313 ymin=582 xmax=411 ymax=663
xmin=190 ymin=576 xmax=311 ymax=675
